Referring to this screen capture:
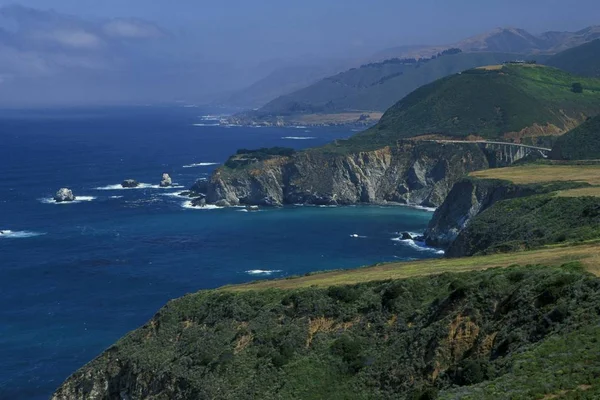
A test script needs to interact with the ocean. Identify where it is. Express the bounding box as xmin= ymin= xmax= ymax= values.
xmin=0 ymin=107 xmax=442 ymax=399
